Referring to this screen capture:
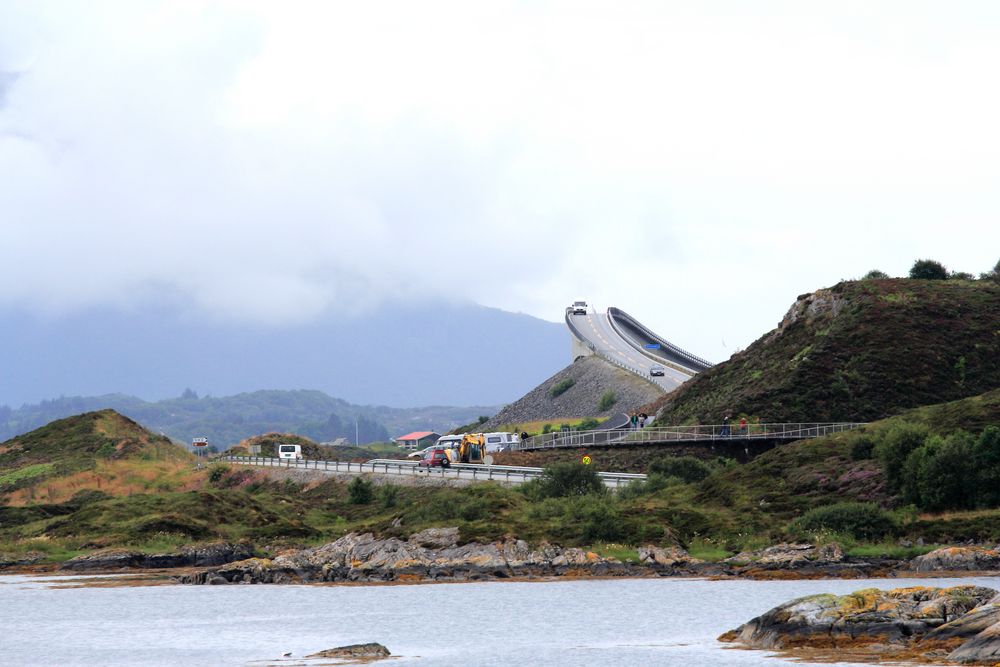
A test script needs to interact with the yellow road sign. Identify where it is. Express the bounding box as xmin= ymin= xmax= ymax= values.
xmin=582 ymin=455 xmax=592 ymax=465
